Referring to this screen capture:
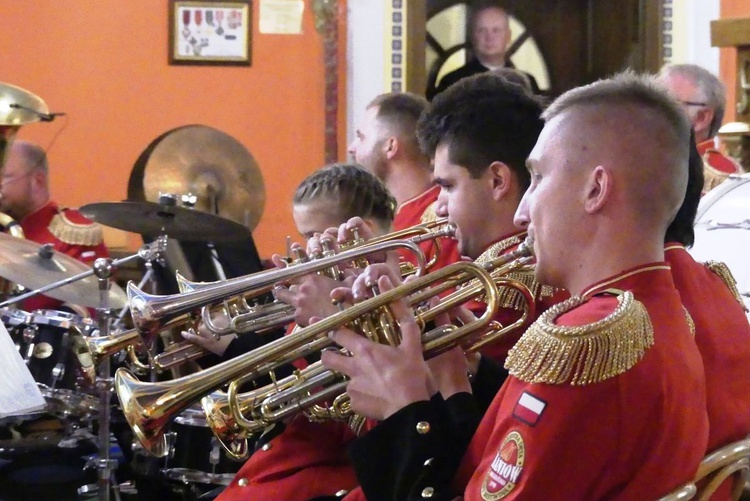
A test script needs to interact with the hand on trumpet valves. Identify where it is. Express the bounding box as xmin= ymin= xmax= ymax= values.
xmin=181 ymin=313 xmax=236 ymax=356
xmin=347 ymin=256 xmax=405 ymax=302
xmin=337 ymin=216 xmax=375 ymax=245
xmin=321 ymin=274 xmax=435 ymax=421
xmin=274 ymin=272 xmax=356 ymax=327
